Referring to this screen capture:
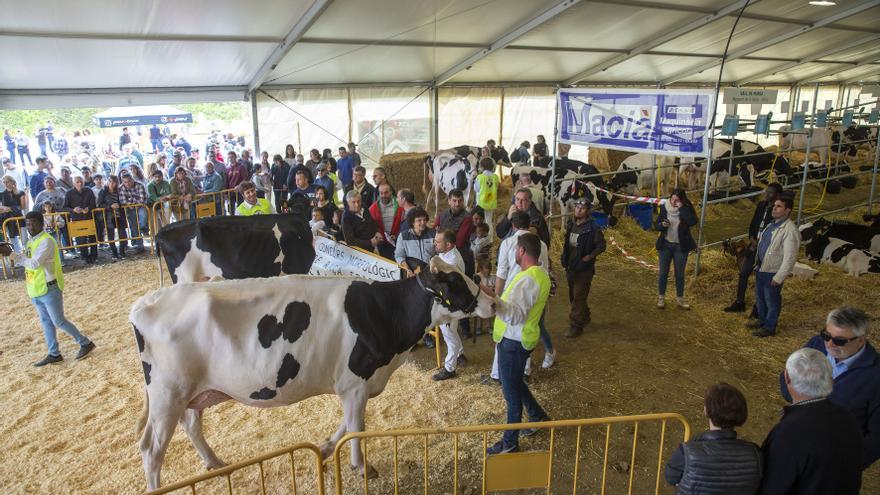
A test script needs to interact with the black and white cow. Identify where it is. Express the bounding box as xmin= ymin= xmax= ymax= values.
xmin=685 ymin=139 xmax=792 ymax=193
xmin=156 ymin=214 xmax=315 ymax=284
xmin=423 ymin=146 xmax=480 ymax=213
xmin=805 ymin=236 xmax=880 ymax=276
xmin=133 ymin=256 xmax=494 ymax=490
xmin=800 ymin=216 xmax=880 ymax=254
xmin=510 ymin=158 xmax=617 ymax=221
